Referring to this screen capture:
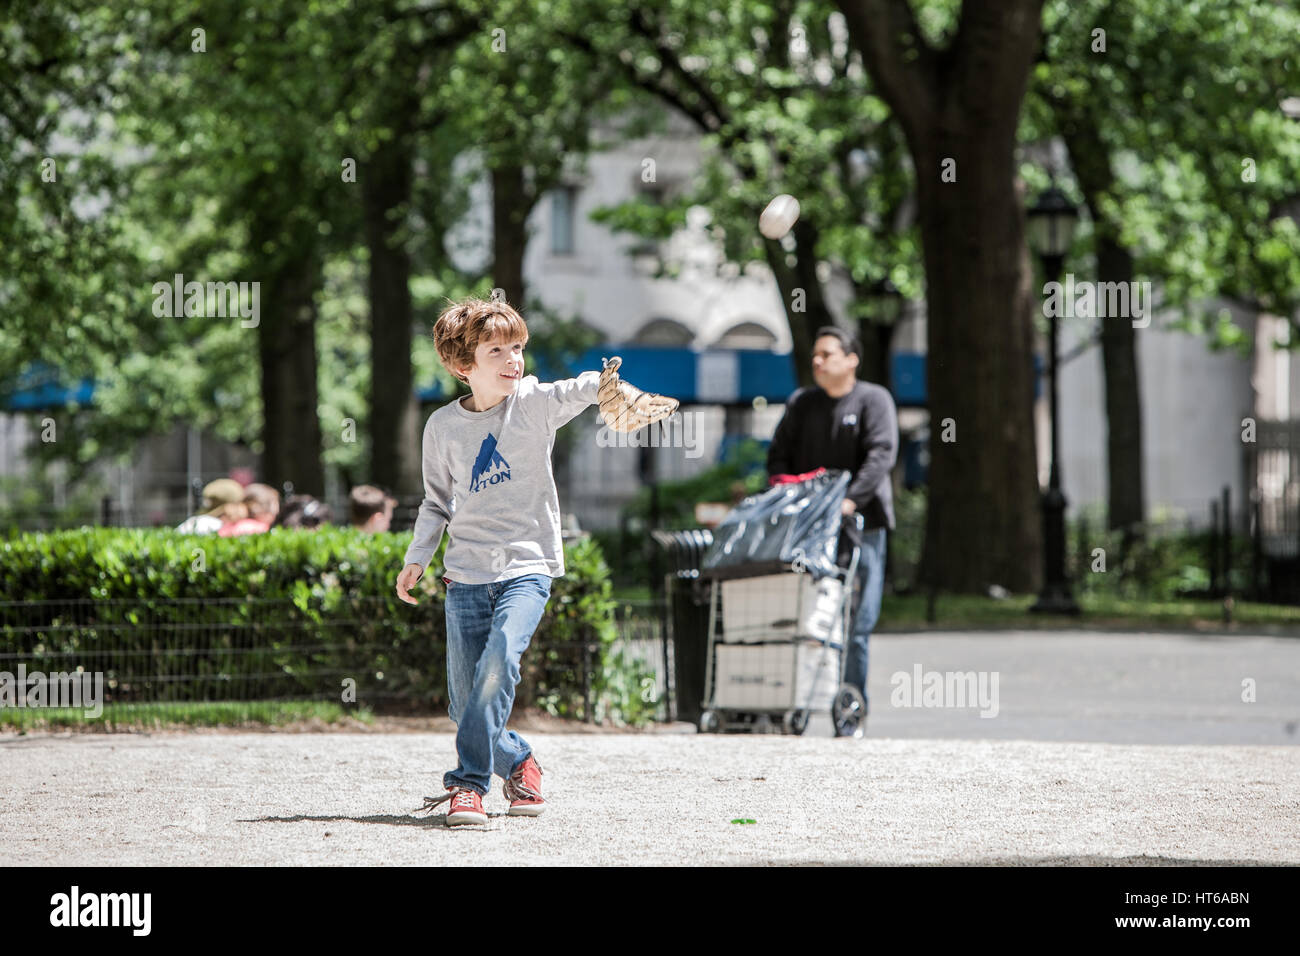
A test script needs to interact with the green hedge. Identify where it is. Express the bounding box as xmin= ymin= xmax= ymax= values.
xmin=0 ymin=527 xmax=655 ymax=726
xmin=1068 ymin=517 xmax=1256 ymax=601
